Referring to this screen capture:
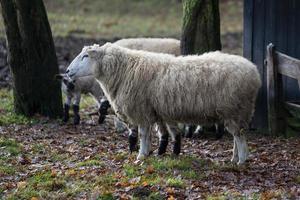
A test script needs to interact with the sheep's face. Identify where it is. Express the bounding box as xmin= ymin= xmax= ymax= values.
xmin=87 ymin=43 xmax=117 ymax=79
xmin=55 ymin=74 xmax=76 ymax=92
xmin=66 ymin=46 xmax=98 ymax=79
